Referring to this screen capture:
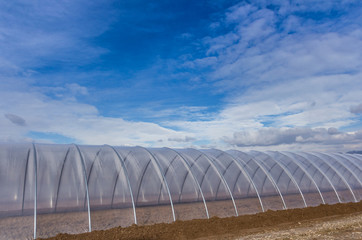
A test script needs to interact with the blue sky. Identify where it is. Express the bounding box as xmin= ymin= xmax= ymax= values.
xmin=1 ymin=0 xmax=362 ymax=151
